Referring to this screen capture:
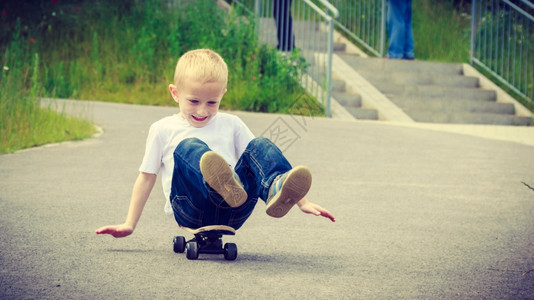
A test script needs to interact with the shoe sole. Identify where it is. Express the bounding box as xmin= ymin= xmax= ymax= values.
xmin=266 ymin=166 xmax=312 ymax=218
xmin=200 ymin=151 xmax=247 ymax=208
